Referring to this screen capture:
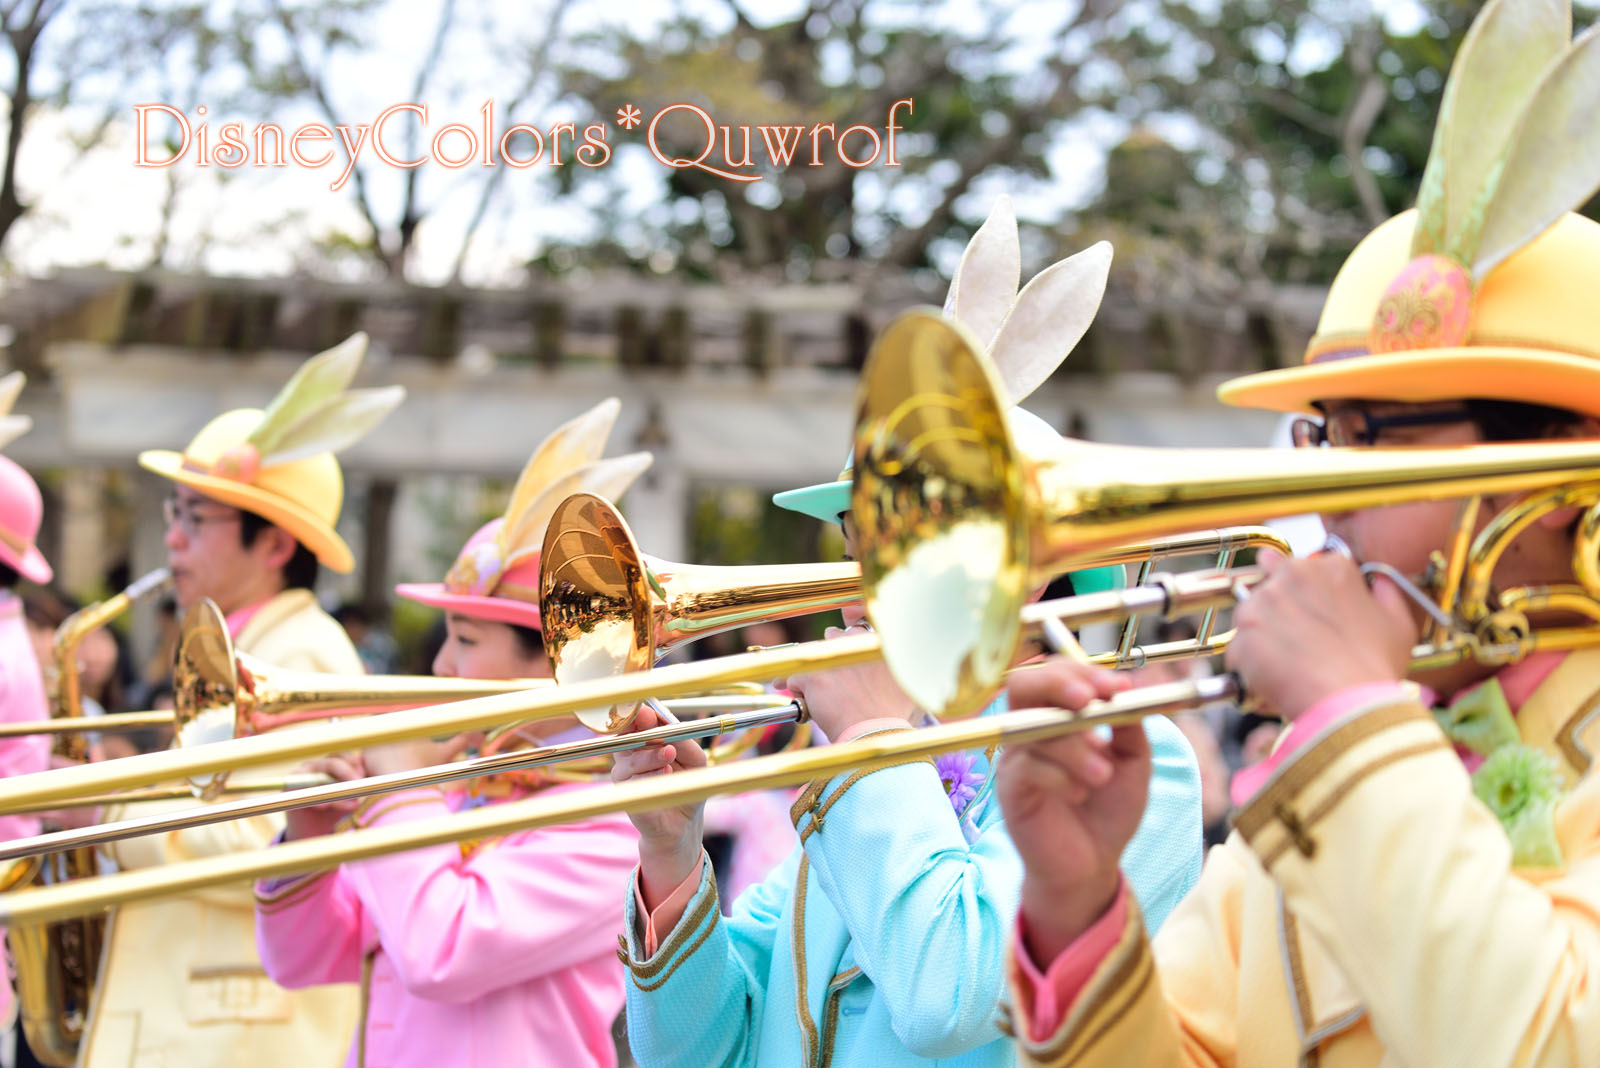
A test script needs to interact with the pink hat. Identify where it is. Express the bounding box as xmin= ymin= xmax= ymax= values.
xmin=0 ymin=456 xmax=51 ymax=584
xmin=395 ymin=518 xmax=545 ymax=629
xmin=396 ymin=398 xmax=652 ymax=631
